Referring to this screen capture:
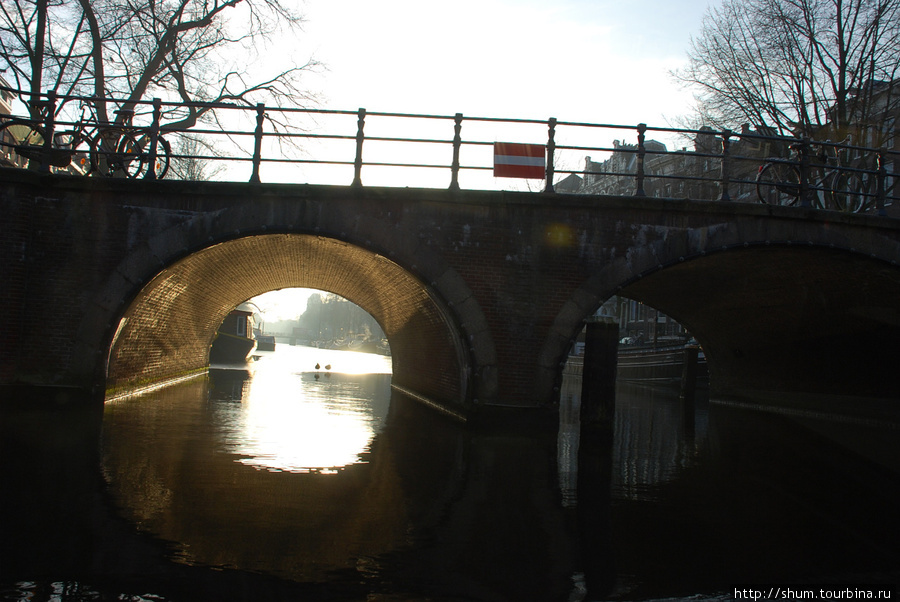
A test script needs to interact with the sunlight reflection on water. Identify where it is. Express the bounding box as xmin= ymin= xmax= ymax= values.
xmin=211 ymin=344 xmax=392 ymax=474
